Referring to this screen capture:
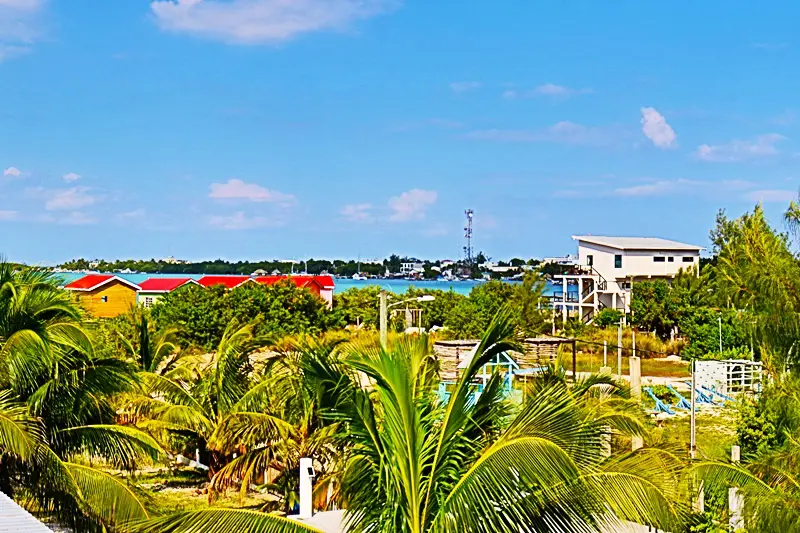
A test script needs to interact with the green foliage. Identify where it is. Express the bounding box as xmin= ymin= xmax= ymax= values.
xmin=631 ymin=279 xmax=680 ymax=337
xmin=594 ymin=308 xmax=623 ymax=328
xmin=151 ymin=282 xmax=330 ymax=350
xmin=678 ymin=308 xmax=748 ymax=360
